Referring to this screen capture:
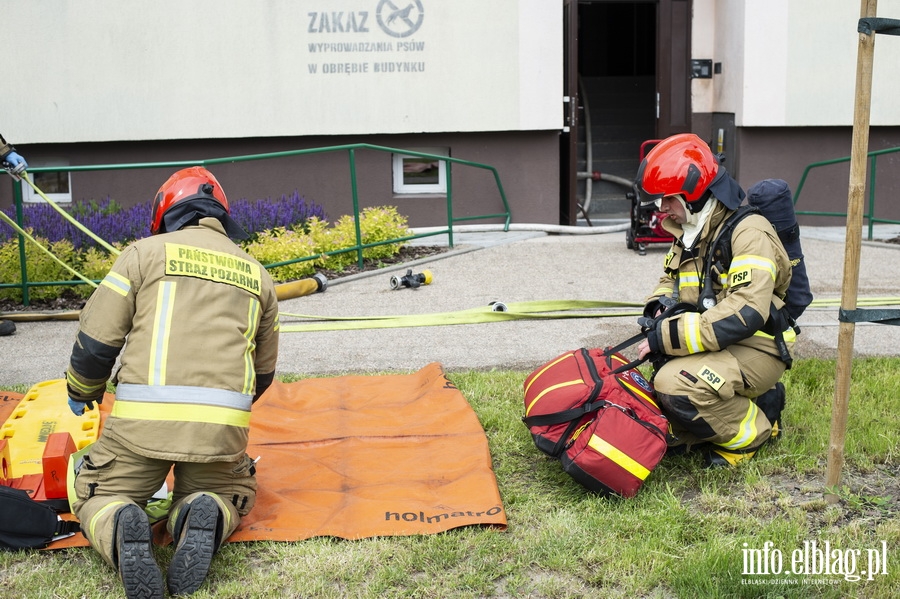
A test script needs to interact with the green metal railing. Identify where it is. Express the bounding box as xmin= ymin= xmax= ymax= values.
xmin=793 ymin=145 xmax=900 ymax=240
xmin=3 ymin=144 xmax=512 ymax=305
